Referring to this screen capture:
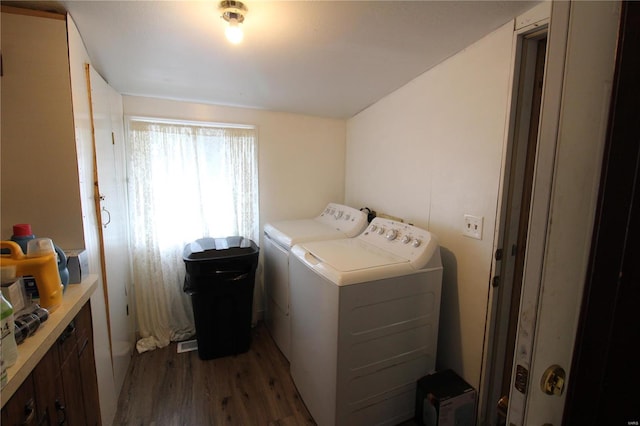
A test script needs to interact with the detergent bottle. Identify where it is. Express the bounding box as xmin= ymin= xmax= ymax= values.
xmin=10 ymin=224 xmax=69 ymax=289
xmin=0 ymin=240 xmax=63 ymax=312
